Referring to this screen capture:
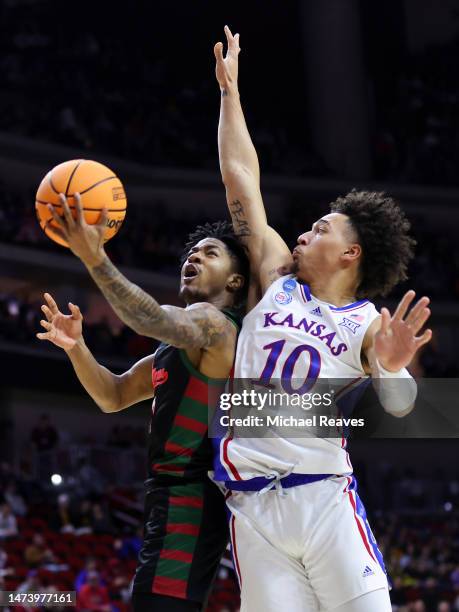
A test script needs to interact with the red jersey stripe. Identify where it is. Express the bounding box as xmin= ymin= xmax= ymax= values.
xmin=175 ymin=414 xmax=208 ymax=435
xmin=167 ymin=523 xmax=200 ymax=536
xmin=184 ymin=376 xmax=209 ymax=404
xmin=152 ymin=576 xmax=187 ymax=599
xmin=169 ymin=496 xmax=203 ymax=509
xmin=152 ymin=463 xmax=184 ymax=474
xmin=159 ymin=548 xmax=193 ymax=564
xmin=165 ymin=441 xmax=194 ymax=457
